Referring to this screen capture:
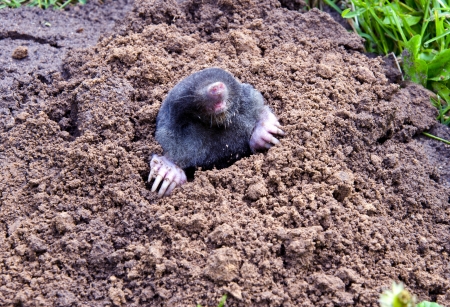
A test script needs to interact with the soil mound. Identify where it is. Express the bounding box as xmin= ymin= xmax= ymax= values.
xmin=1 ymin=0 xmax=449 ymax=306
